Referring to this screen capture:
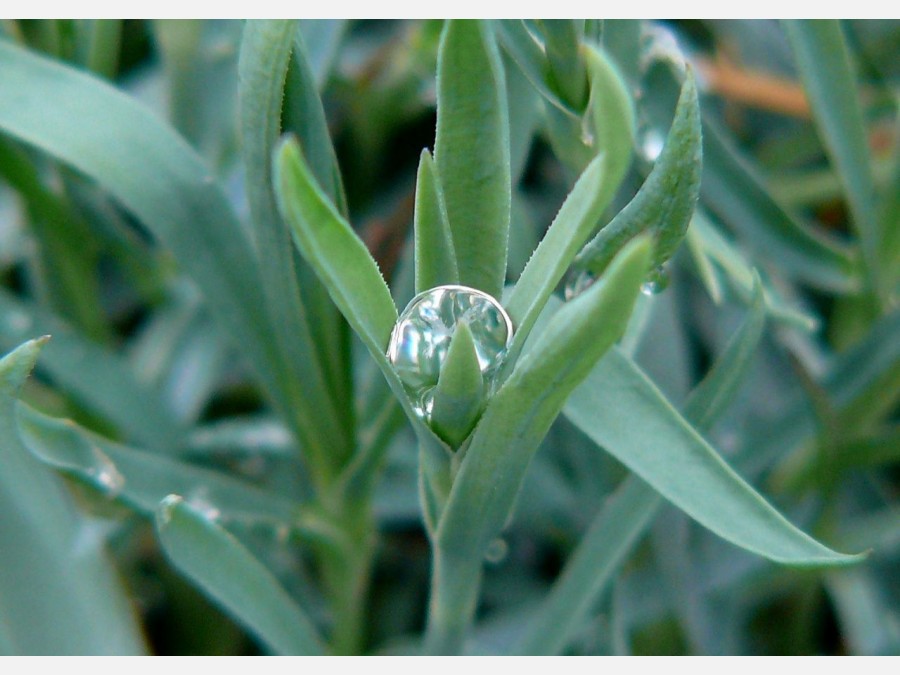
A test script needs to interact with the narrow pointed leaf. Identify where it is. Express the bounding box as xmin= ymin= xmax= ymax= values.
xmin=430 ymin=322 xmax=484 ymax=448
xmin=505 ymin=154 xmax=610 ymax=358
xmin=564 ymin=348 xmax=865 ymax=567
xmin=239 ymin=19 xmax=350 ymax=470
xmin=702 ymin=117 xmax=860 ymax=292
xmin=0 ymin=288 xmax=184 ymax=453
xmin=0 ymin=340 xmax=146 ymax=655
xmin=584 ymin=45 xmax=635 ymax=195
xmin=784 ymin=20 xmax=881 ymax=294
xmin=576 ymin=70 xmax=700 ymax=277
xmin=414 ymin=149 xmax=459 ymax=293
xmin=435 ymin=20 xmax=511 ymax=298
xmin=424 ymin=238 xmax=651 ymax=654
xmin=540 ymin=20 xmax=587 ymax=110
xmin=0 ymin=40 xmax=308 ymax=463
xmin=17 ymin=405 xmax=305 ymax=529
xmin=518 ymin=288 xmax=767 ymax=654
xmin=275 ymin=137 xmax=397 ymax=356
xmin=156 ymin=495 xmax=325 ymax=655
